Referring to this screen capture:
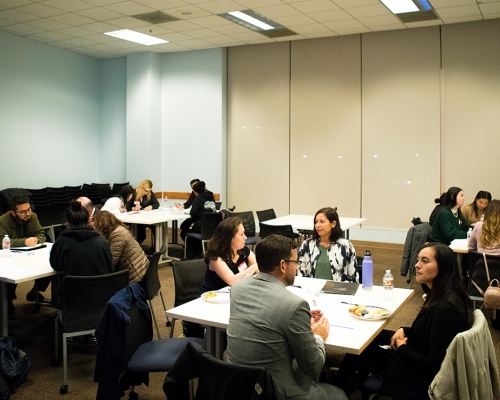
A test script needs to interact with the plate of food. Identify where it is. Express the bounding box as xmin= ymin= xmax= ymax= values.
xmin=202 ymin=291 xmax=230 ymax=304
xmin=348 ymin=305 xmax=392 ymax=320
